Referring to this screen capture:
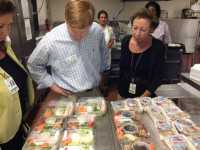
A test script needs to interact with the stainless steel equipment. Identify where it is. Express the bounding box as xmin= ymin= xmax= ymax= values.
xmin=182 ymin=8 xmax=194 ymax=18
xmin=10 ymin=0 xmax=36 ymax=60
